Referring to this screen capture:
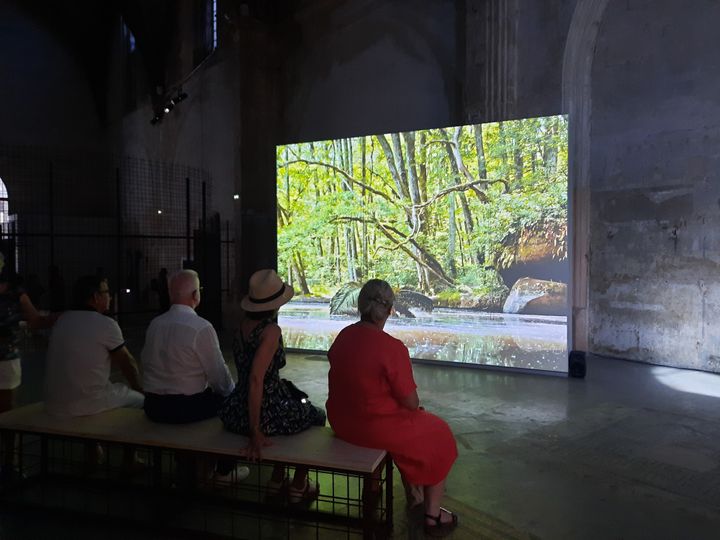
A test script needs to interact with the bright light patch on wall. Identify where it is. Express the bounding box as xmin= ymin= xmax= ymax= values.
xmin=652 ymin=366 xmax=720 ymax=398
